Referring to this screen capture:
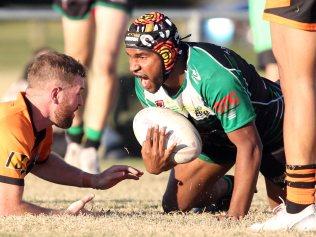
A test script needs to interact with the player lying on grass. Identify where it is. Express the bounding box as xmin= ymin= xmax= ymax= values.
xmin=124 ymin=12 xmax=286 ymax=219
xmin=0 ymin=51 xmax=143 ymax=216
